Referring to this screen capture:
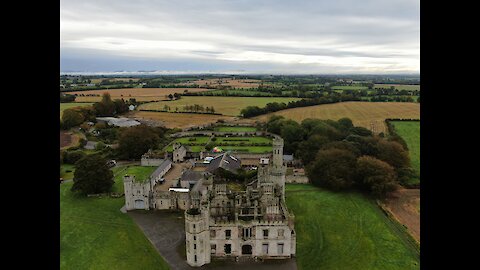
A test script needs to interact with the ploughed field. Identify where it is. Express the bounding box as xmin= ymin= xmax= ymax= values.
xmin=138 ymin=96 xmax=302 ymax=116
xmin=126 ymin=111 xmax=241 ymax=129
xmin=285 ymin=184 xmax=420 ymax=270
xmin=60 ymin=165 xmax=169 ymax=270
xmin=68 ymin=88 xmax=212 ymax=102
xmin=253 ymin=102 xmax=420 ymax=134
